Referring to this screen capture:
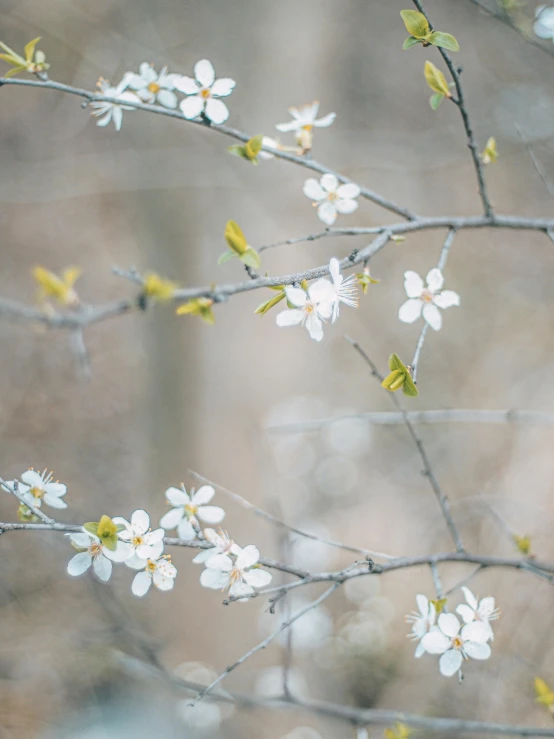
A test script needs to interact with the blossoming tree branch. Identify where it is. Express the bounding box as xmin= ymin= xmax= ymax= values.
xmin=2 ymin=2 xmax=554 ymax=737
